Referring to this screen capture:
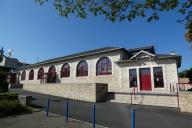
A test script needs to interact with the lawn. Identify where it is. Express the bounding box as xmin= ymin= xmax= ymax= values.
xmin=0 ymin=93 xmax=32 ymax=117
